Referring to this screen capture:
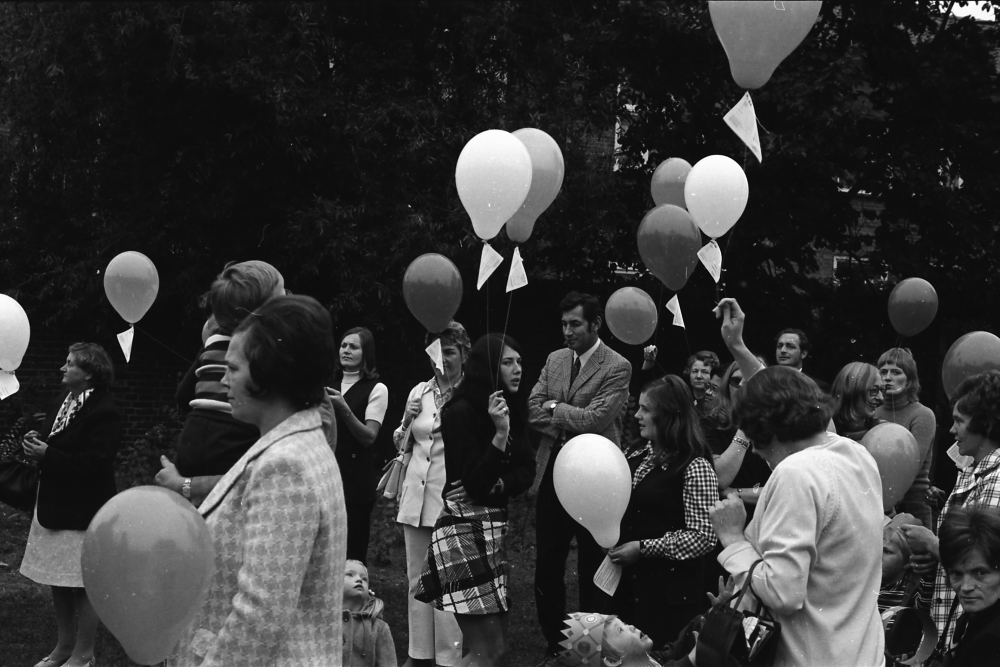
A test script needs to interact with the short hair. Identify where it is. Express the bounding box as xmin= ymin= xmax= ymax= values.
xmin=775 ymin=328 xmax=811 ymax=355
xmin=424 ymin=320 xmax=471 ymax=359
xmin=345 ymin=559 xmax=368 ymax=574
xmin=559 ymin=291 xmax=603 ymax=325
xmin=876 ymin=347 xmax=921 ymax=402
xmin=684 ymin=350 xmax=721 ymax=378
xmin=953 ymin=370 xmax=1000 ymax=443
xmin=209 ymin=260 xmax=284 ymax=335
xmin=831 ymin=362 xmax=881 ymax=430
xmin=68 ymin=342 xmax=114 ymax=388
xmin=939 ymin=505 xmax=1000 ymax=573
xmin=336 ymin=327 xmax=379 ymax=380
xmin=733 ymin=366 xmax=834 ymax=446
xmin=640 ymin=375 xmax=711 ymax=475
xmin=233 ymin=295 xmax=334 ymax=410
